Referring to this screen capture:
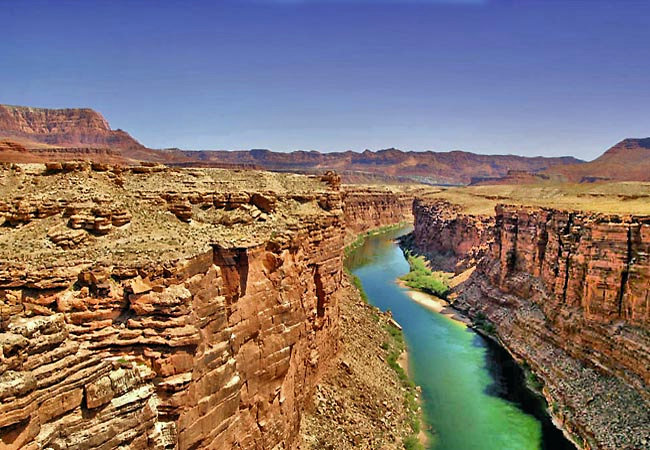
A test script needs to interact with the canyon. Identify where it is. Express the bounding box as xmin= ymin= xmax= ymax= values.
xmin=1 ymin=104 xmax=650 ymax=450
xmin=0 ymin=163 xmax=416 ymax=450
xmin=2 ymin=159 xmax=649 ymax=449
xmin=342 ymin=186 xmax=419 ymax=237
xmin=411 ymin=198 xmax=650 ymax=449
